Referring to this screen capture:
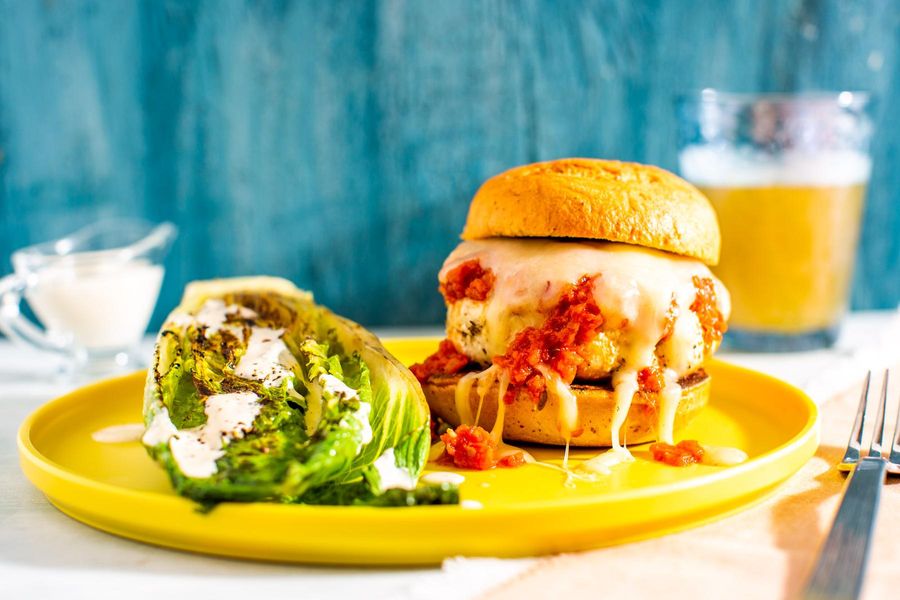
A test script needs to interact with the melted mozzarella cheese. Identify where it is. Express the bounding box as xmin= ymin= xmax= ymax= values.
xmin=451 ymin=365 xmax=535 ymax=464
xmin=702 ymin=444 xmax=749 ymax=466
xmin=577 ymin=447 xmax=636 ymax=477
xmin=441 ymin=239 xmax=730 ymax=465
xmin=441 ymin=239 xmax=727 ymax=360
xmin=454 ymin=371 xmax=479 ymax=425
xmin=657 ymin=369 xmax=683 ymax=445
xmin=610 ymin=369 xmax=638 ymax=454
xmin=538 ymin=366 xmax=578 ymax=438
